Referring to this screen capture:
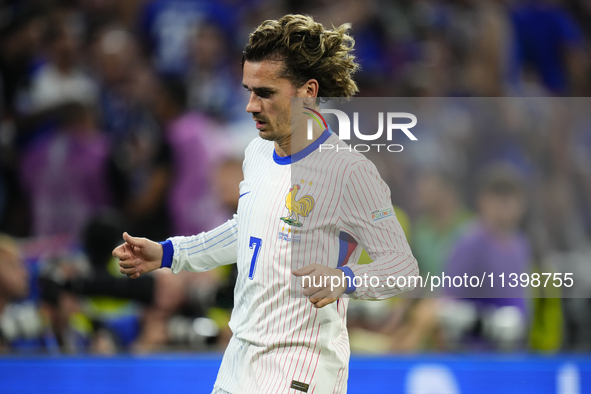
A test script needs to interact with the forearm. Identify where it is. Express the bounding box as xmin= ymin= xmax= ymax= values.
xmin=162 ymin=215 xmax=239 ymax=274
xmin=344 ymin=223 xmax=419 ymax=299
xmin=338 ymin=160 xmax=419 ymax=299
xmin=347 ymin=252 xmax=419 ymax=299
